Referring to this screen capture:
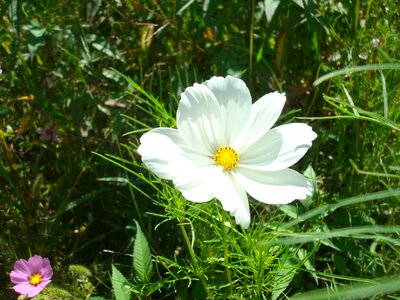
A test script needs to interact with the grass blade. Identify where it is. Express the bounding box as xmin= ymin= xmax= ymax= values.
xmin=291 ymin=274 xmax=400 ymax=300
xmin=280 ymin=189 xmax=400 ymax=229
xmin=313 ymin=63 xmax=400 ymax=86
xmin=271 ymin=225 xmax=400 ymax=246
